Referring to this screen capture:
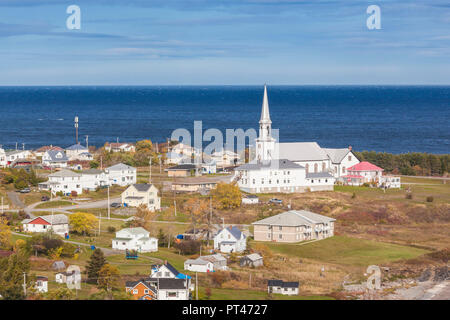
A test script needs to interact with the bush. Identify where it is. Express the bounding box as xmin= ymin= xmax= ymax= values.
xmin=362 ymin=183 xmax=370 ymax=187
xmin=173 ymin=240 xmax=201 ymax=255
xmin=107 ymin=226 xmax=116 ymax=233
xmin=14 ymin=179 xmax=28 ymax=190
xmin=351 ymin=192 xmax=356 ymax=199
xmin=71 ymin=191 xmax=78 ymax=197
xmin=406 ymin=193 xmax=413 ymax=200
xmin=426 ymin=196 xmax=434 ymax=202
